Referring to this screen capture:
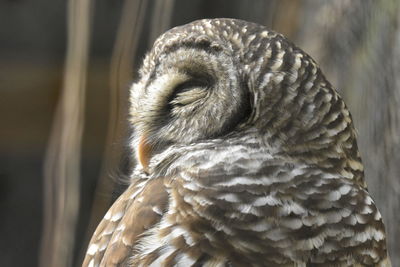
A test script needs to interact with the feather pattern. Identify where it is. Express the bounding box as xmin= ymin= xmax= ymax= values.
xmin=83 ymin=18 xmax=391 ymax=266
